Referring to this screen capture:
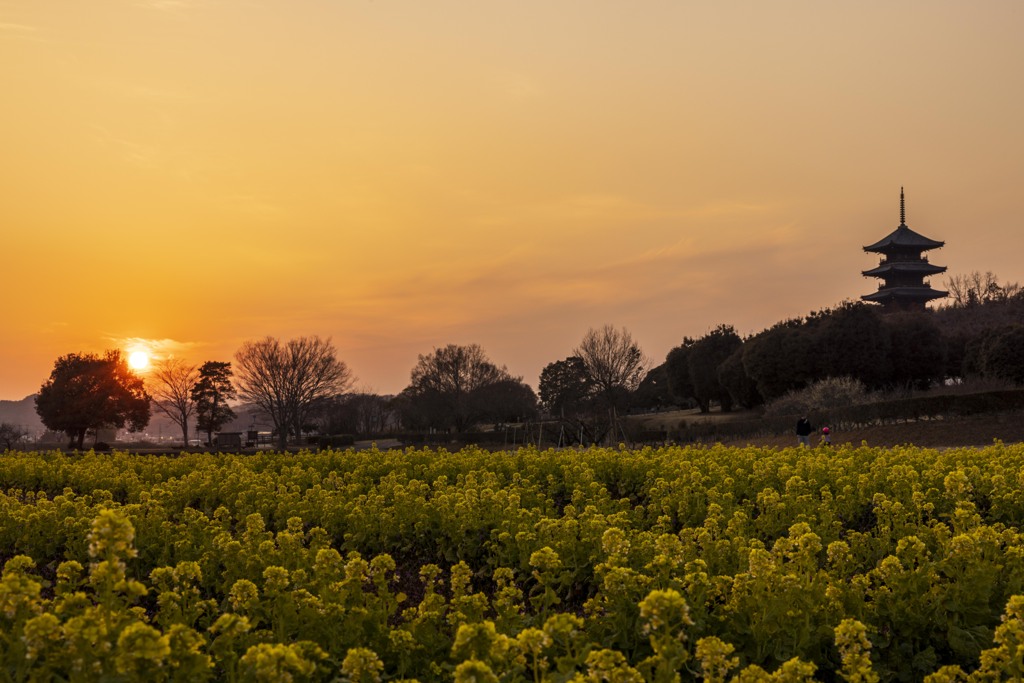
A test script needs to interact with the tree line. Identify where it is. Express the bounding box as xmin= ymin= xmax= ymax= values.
xmin=654 ymin=272 xmax=1024 ymax=416
xmin=34 ymin=337 xmax=353 ymax=450
xmin=27 ymin=272 xmax=1024 ymax=449
xmin=29 ymin=325 xmax=647 ymax=449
